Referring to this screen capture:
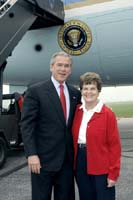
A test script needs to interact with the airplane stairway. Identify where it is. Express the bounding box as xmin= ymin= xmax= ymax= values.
xmin=0 ymin=0 xmax=64 ymax=67
xmin=0 ymin=0 xmax=64 ymax=114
